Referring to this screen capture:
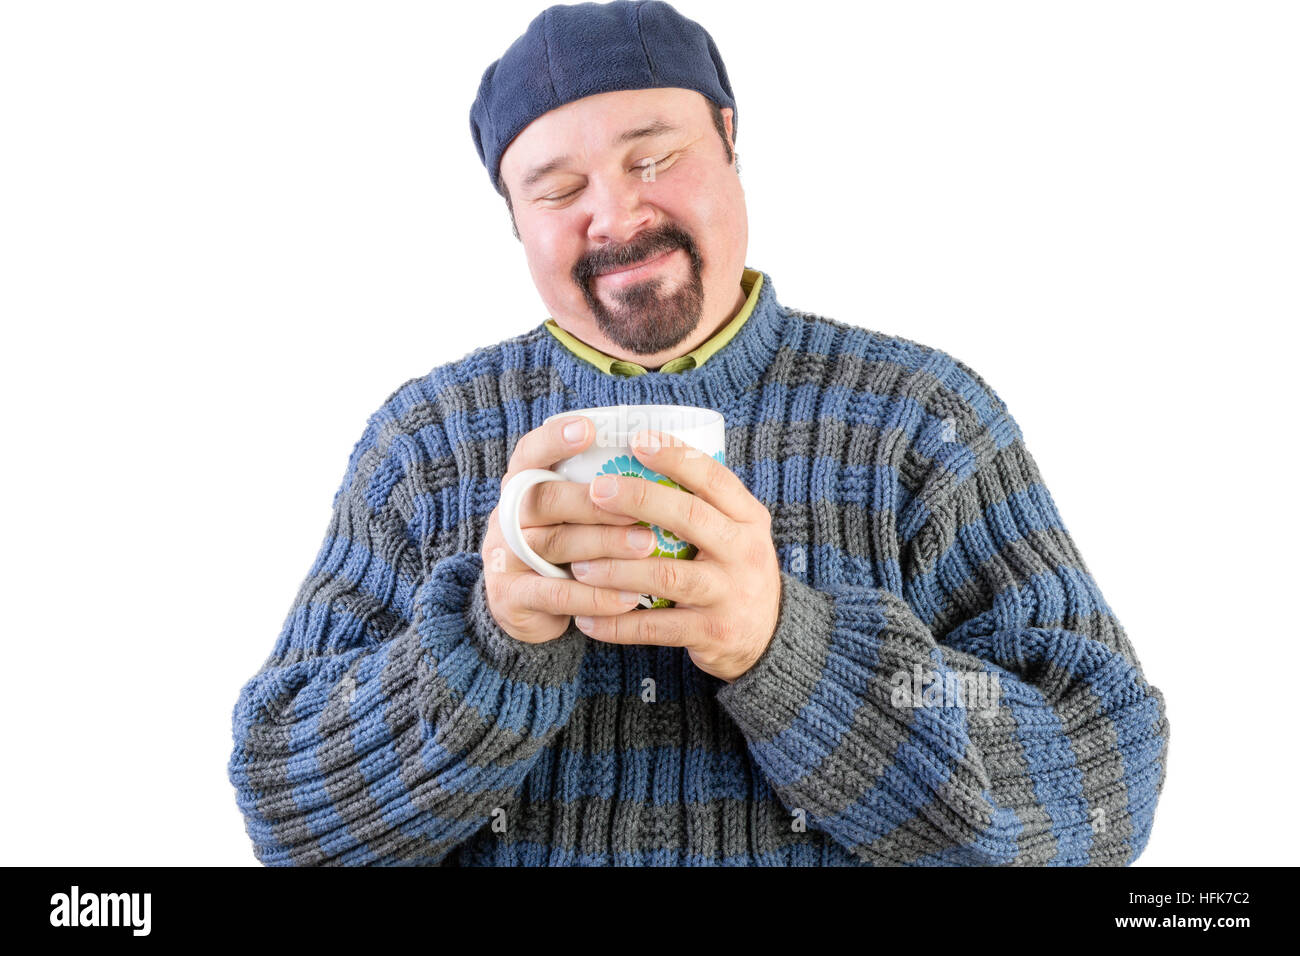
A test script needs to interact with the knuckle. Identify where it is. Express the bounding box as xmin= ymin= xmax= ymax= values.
xmin=652 ymin=559 xmax=680 ymax=595
xmin=510 ymin=575 xmax=539 ymax=610
xmin=708 ymin=615 xmax=731 ymax=644
xmin=541 ymin=524 xmax=566 ymax=558
xmin=524 ymin=524 xmax=562 ymax=559
xmin=499 ymin=574 xmax=525 ymax=613
xmin=685 ymin=496 xmax=710 ymax=535
xmin=541 ymin=579 xmax=568 ymax=611
xmin=630 ymin=479 xmax=649 ymax=508
xmin=640 ymin=620 xmax=658 ymax=644
xmin=494 ymin=587 xmax=532 ymax=633
xmin=704 ymin=463 xmax=729 ymax=495
xmin=535 ymin=481 xmax=566 ymax=517
xmin=684 ymin=495 xmax=701 ymax=525
xmin=642 ymin=615 xmax=683 ymax=646
xmin=717 ymin=518 xmax=742 ymax=547
xmin=519 ymin=524 xmax=539 ymax=550
xmin=535 ymin=481 xmax=557 ymax=510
